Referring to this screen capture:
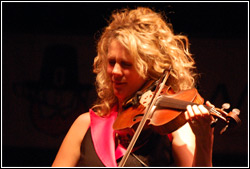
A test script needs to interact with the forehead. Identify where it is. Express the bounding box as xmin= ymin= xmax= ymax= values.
xmin=107 ymin=39 xmax=133 ymax=61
